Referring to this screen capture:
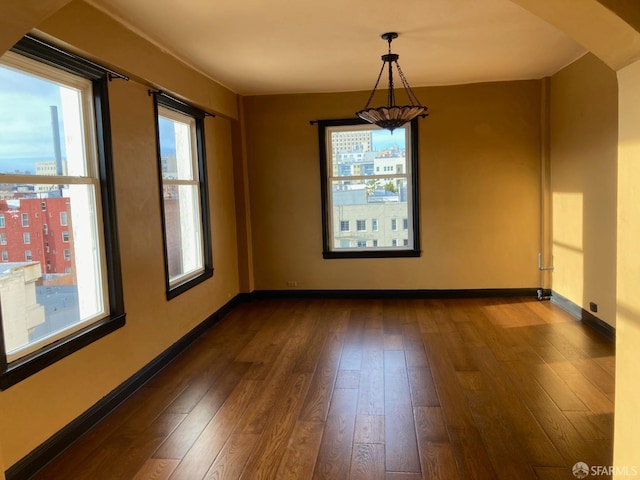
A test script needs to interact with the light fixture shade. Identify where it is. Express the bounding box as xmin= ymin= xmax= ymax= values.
xmin=357 ymin=105 xmax=427 ymax=132
xmin=357 ymin=32 xmax=428 ymax=131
